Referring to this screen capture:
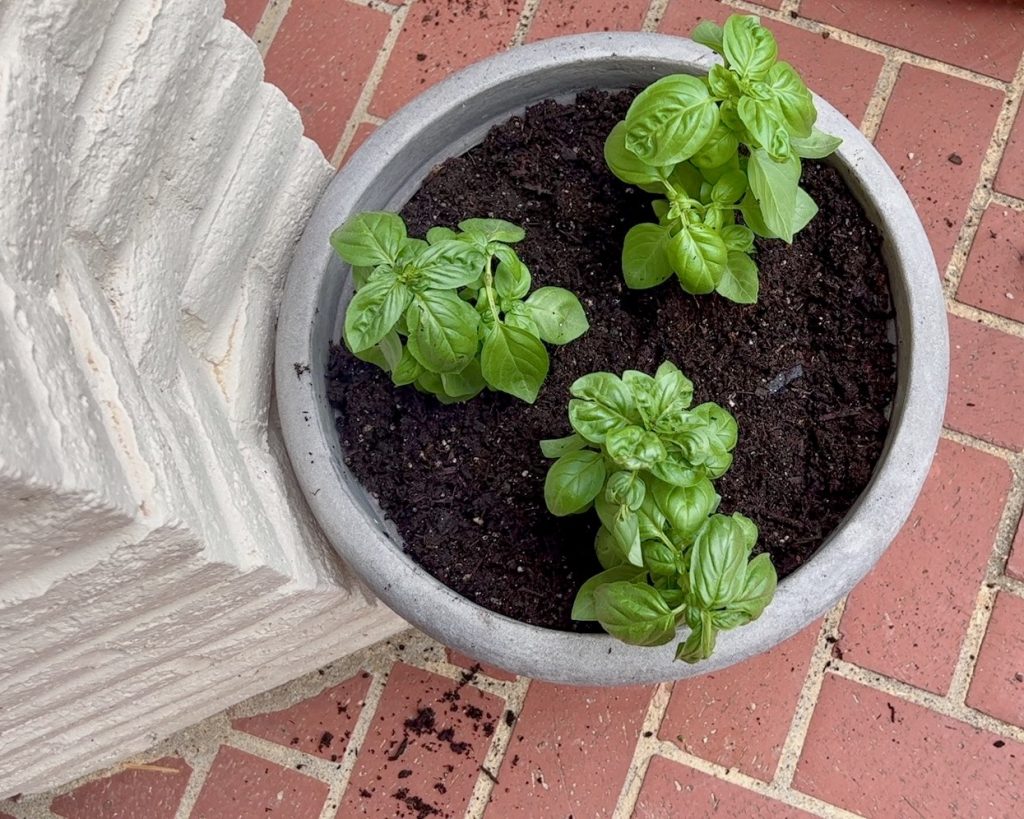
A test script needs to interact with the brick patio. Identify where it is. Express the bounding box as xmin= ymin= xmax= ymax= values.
xmin=5 ymin=0 xmax=1024 ymax=816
